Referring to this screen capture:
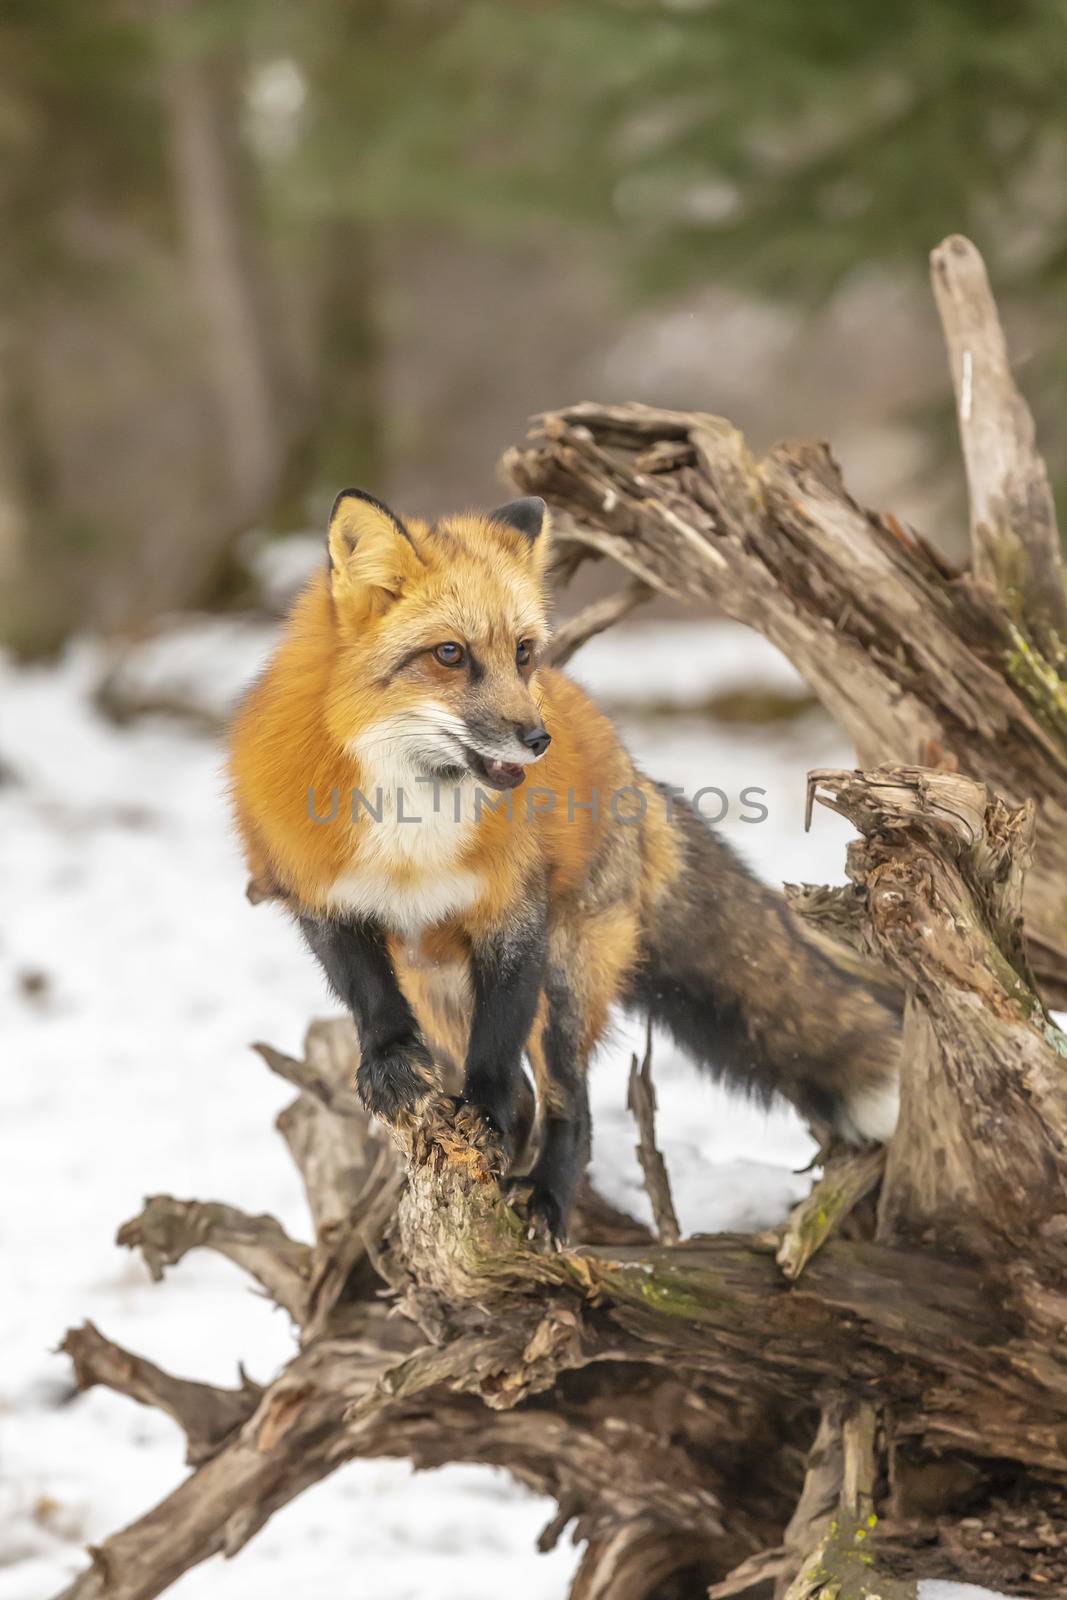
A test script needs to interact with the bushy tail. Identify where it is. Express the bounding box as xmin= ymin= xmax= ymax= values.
xmin=625 ymin=798 xmax=901 ymax=1141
